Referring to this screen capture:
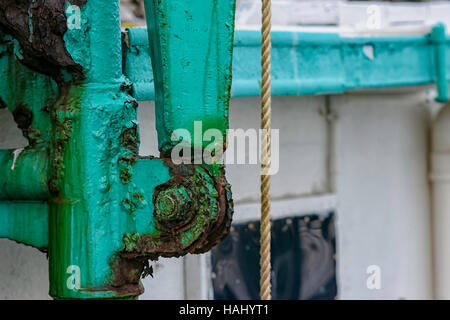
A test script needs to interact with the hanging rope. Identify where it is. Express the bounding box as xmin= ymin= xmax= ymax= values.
xmin=260 ymin=0 xmax=272 ymax=301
